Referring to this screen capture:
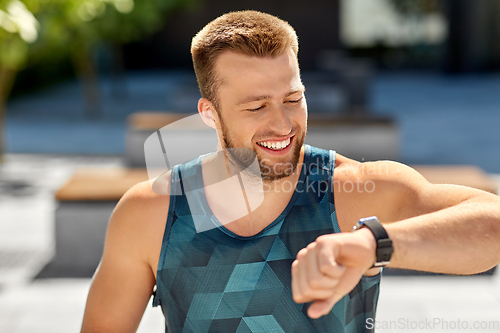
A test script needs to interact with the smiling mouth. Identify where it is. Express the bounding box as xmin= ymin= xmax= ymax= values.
xmin=256 ymin=137 xmax=292 ymax=150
